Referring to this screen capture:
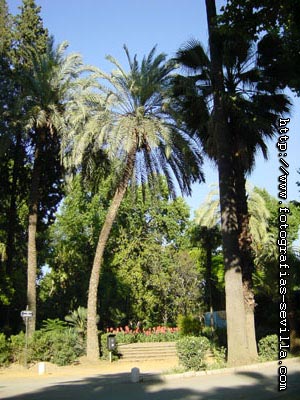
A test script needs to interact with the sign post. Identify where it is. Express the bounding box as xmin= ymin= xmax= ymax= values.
xmin=20 ymin=308 xmax=33 ymax=368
